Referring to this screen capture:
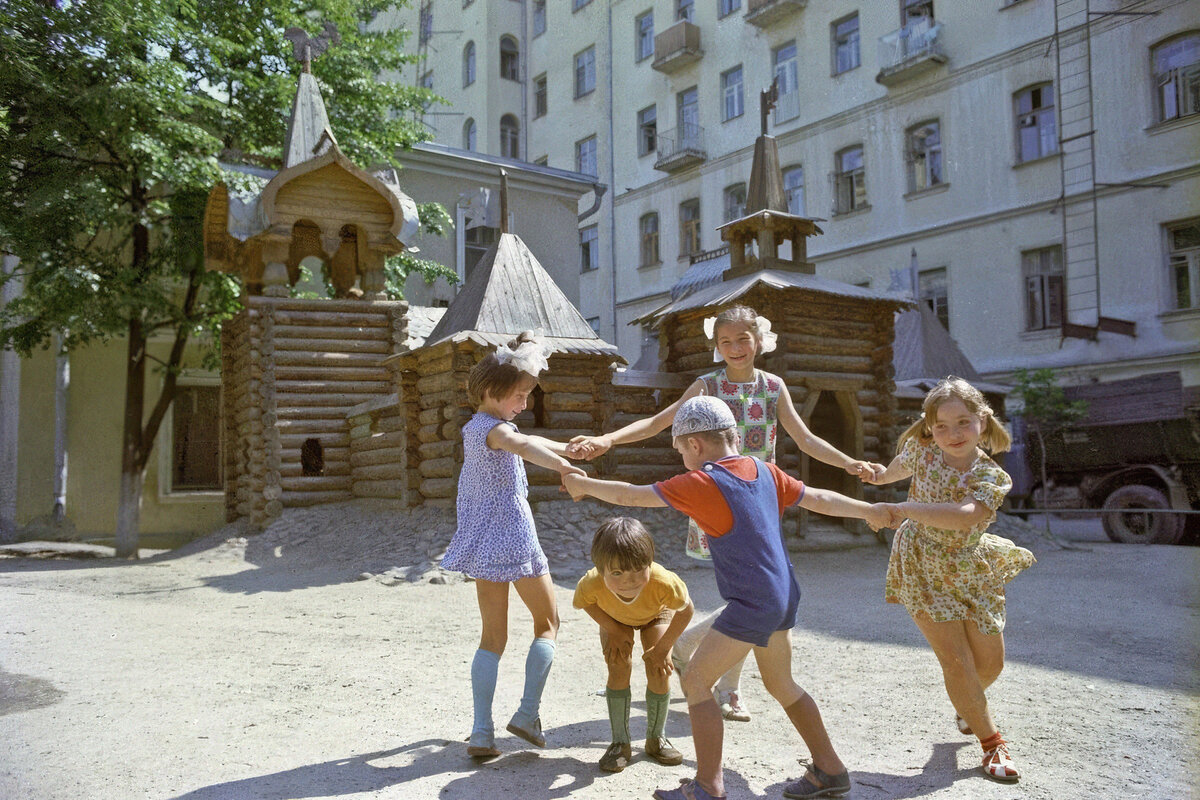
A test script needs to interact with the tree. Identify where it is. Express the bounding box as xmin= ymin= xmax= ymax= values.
xmin=0 ymin=0 xmax=452 ymax=557
xmin=1011 ymin=368 xmax=1088 ymax=531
